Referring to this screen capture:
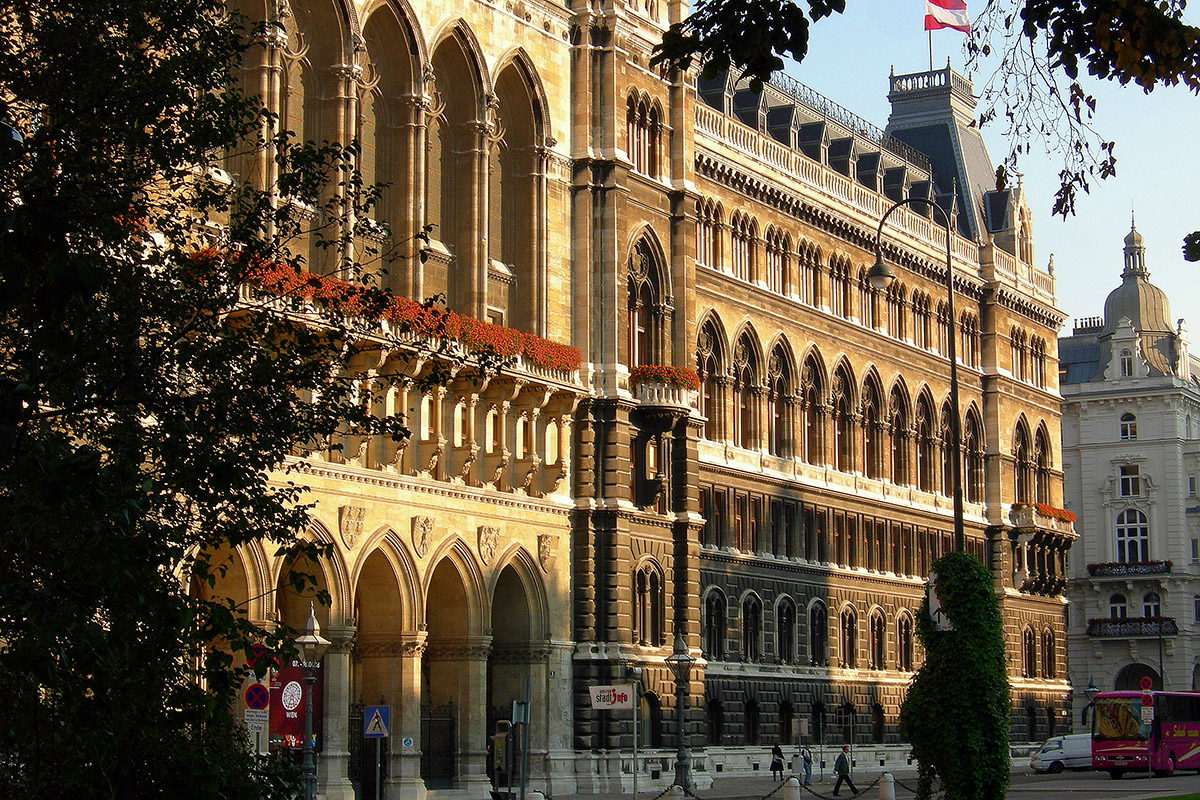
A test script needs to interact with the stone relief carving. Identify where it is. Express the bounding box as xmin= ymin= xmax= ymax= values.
xmin=478 ymin=525 xmax=501 ymax=565
xmin=339 ymin=505 xmax=366 ymax=549
xmin=538 ymin=533 xmax=558 ymax=573
xmin=411 ymin=515 xmax=434 ymax=558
